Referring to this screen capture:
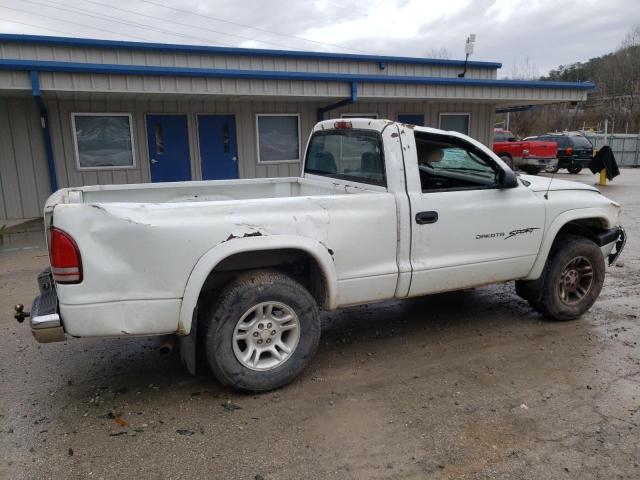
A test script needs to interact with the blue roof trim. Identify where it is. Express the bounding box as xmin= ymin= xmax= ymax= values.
xmin=0 ymin=59 xmax=596 ymax=90
xmin=0 ymin=33 xmax=503 ymax=69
